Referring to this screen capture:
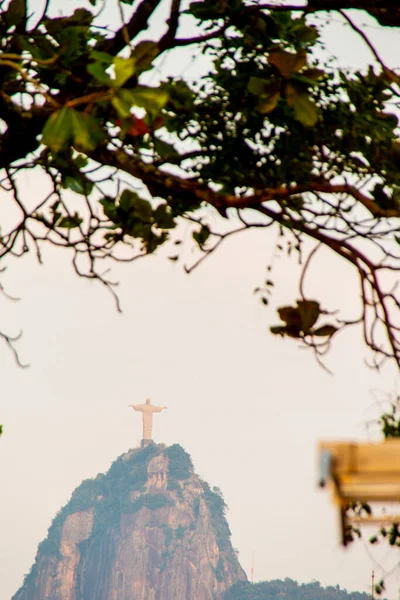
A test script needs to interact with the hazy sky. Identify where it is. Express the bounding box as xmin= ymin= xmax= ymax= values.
xmin=1 ymin=2 xmax=400 ymax=599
